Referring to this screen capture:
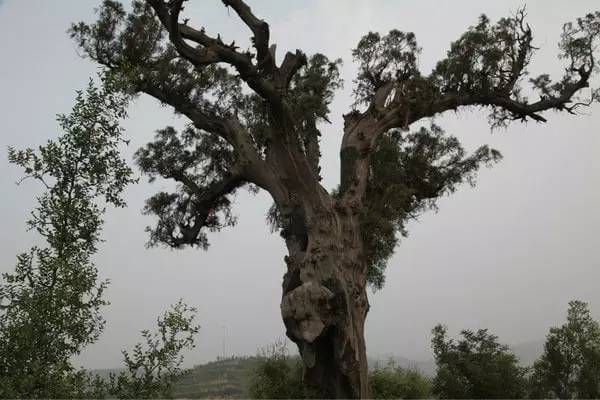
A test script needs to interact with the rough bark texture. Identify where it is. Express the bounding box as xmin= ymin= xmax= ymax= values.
xmin=259 ymin=107 xmax=378 ymax=398
xmin=280 ymin=206 xmax=370 ymax=399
